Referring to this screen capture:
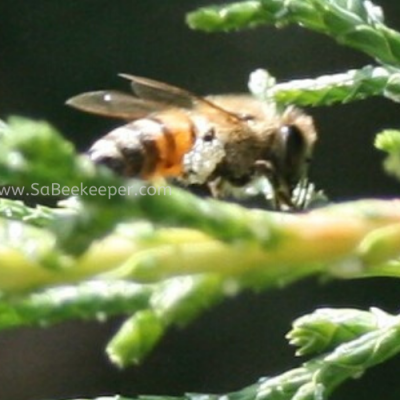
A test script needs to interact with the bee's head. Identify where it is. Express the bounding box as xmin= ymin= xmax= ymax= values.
xmin=275 ymin=107 xmax=316 ymax=187
xmin=260 ymin=107 xmax=317 ymax=209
